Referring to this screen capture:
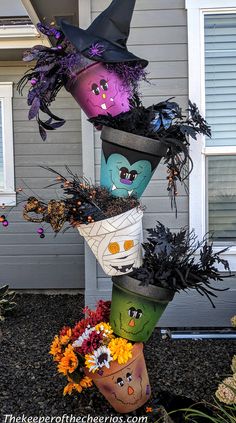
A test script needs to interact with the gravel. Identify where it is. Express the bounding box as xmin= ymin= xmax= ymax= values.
xmin=0 ymin=294 xmax=235 ymax=422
